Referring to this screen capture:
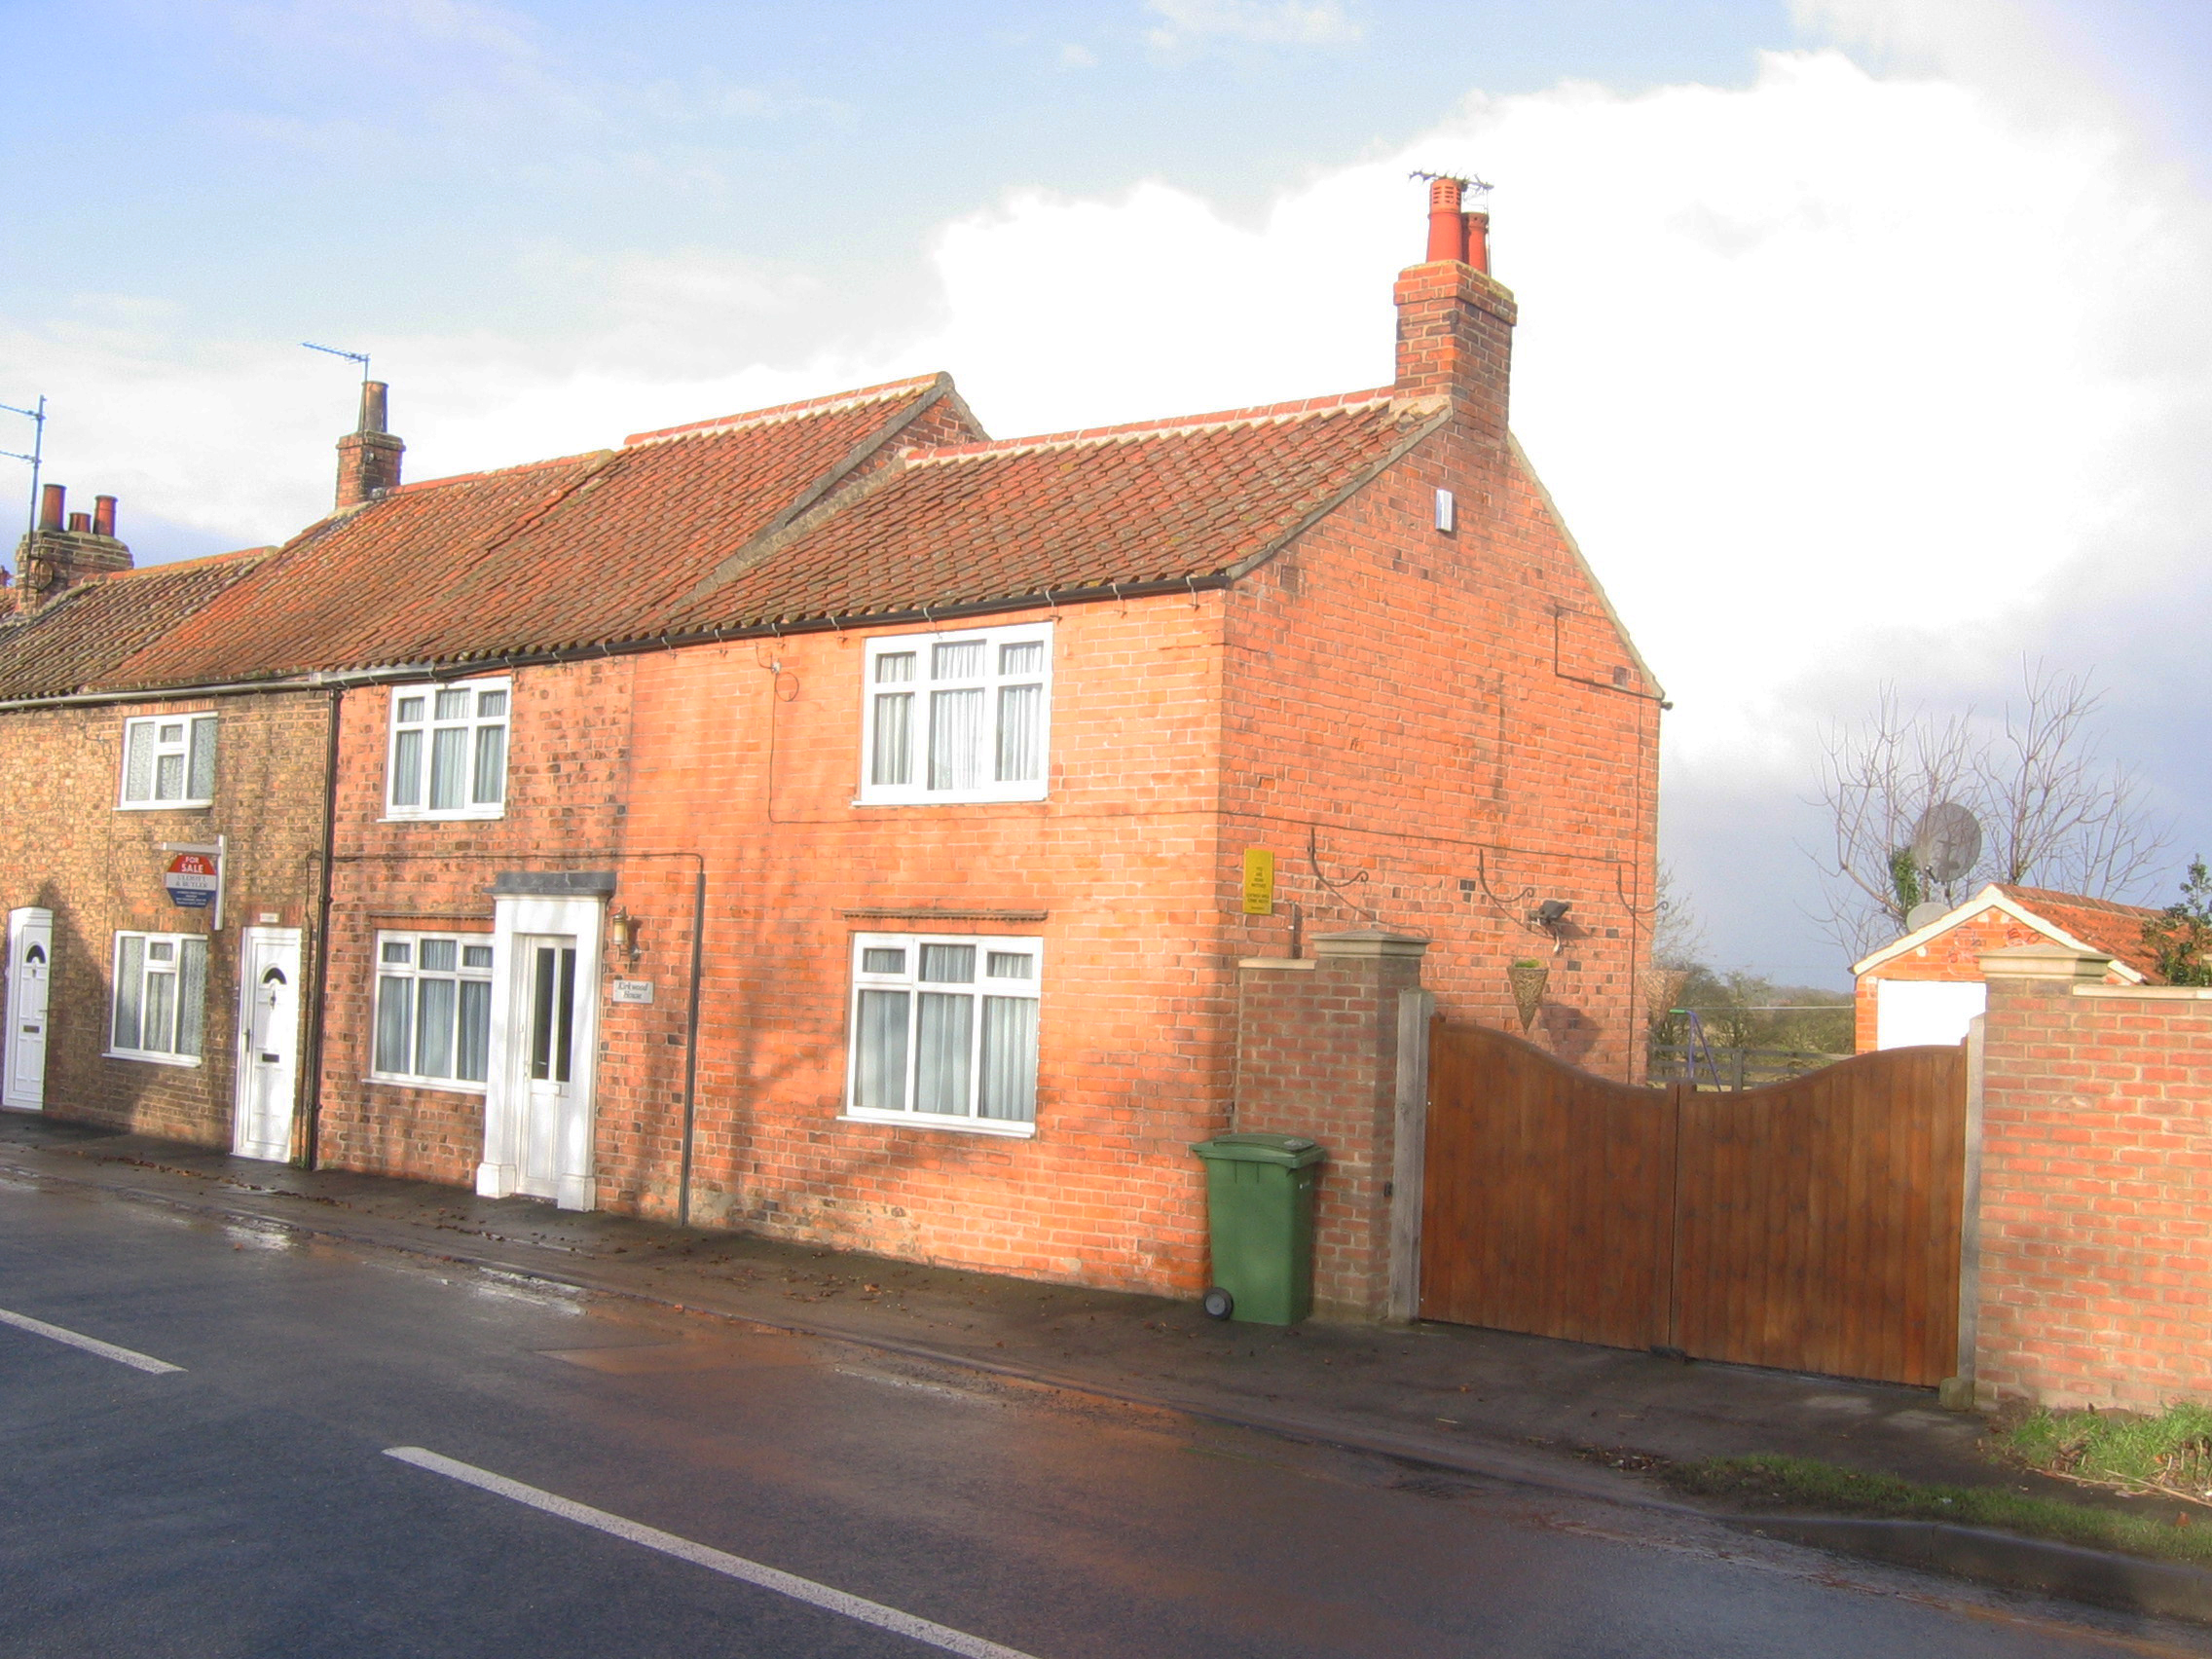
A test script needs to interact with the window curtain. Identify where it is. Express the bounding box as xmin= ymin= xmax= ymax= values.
xmin=144 ymin=963 xmax=177 ymax=1054
xmin=416 ymin=977 xmax=458 ymax=1078
xmin=978 ymin=997 xmax=1038 ymax=1121
xmin=376 ymin=976 xmax=413 ymax=1074
xmin=113 ymin=937 xmax=145 ymax=1050
xmin=176 ymin=940 xmax=207 ymax=1058
xmin=458 ymin=981 xmax=491 ymax=1083
xmin=472 ymin=724 xmax=506 ymax=806
xmin=929 ymin=689 xmax=985 ymax=791
xmin=915 ymin=992 xmax=974 ymax=1113
xmin=871 ymin=693 xmax=912 ymax=785
xmin=855 ymin=988 xmax=909 ymax=1111
xmin=996 ymin=683 xmax=1042 ymax=783
xmin=391 ymin=730 xmax=423 ymax=807
xmin=123 ymin=725 xmax=154 ymax=801
xmin=187 ymin=719 xmax=217 ymax=800
xmin=428 ymin=729 xmax=469 ymax=811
